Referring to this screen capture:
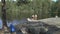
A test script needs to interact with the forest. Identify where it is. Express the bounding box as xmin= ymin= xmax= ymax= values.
xmin=0 ymin=0 xmax=60 ymax=21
